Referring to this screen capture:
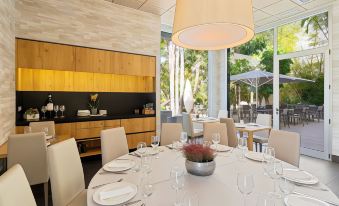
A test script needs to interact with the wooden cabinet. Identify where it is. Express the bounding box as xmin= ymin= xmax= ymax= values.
xmin=32 ymin=69 xmax=55 ymax=91
xmin=54 ymin=70 xmax=74 ymax=91
xmin=93 ymin=73 xmax=111 ymax=92
xmin=75 ymin=121 xmax=104 ymax=140
xmin=121 ymin=118 xmax=145 ymax=134
xmin=42 ymin=42 xmax=75 ymax=71
xmin=141 ymin=56 xmax=156 ymax=77
xmin=55 ymin=123 xmax=75 ymax=138
xmin=76 ymin=47 xmax=111 ymax=73
xmin=127 ymin=133 xmax=146 ymax=149
xmin=16 ymin=68 xmax=34 ymax=91
xmin=73 ymin=72 xmax=94 ymax=92
xmin=16 ymin=39 xmax=43 ymax=69
xmin=104 ymin=120 xmax=121 ymax=129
